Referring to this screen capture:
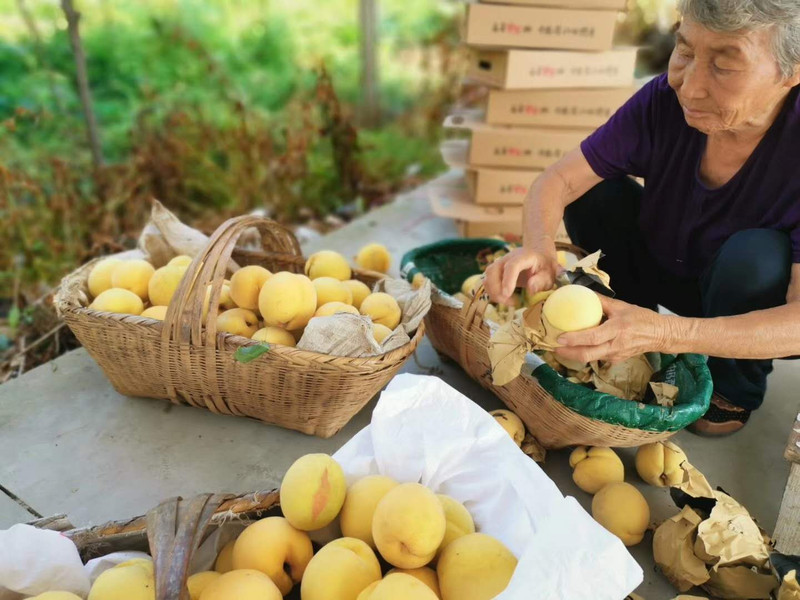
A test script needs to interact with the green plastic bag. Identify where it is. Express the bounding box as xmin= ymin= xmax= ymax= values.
xmin=531 ymin=353 xmax=712 ymax=432
xmin=402 ymin=238 xmax=713 ymax=433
